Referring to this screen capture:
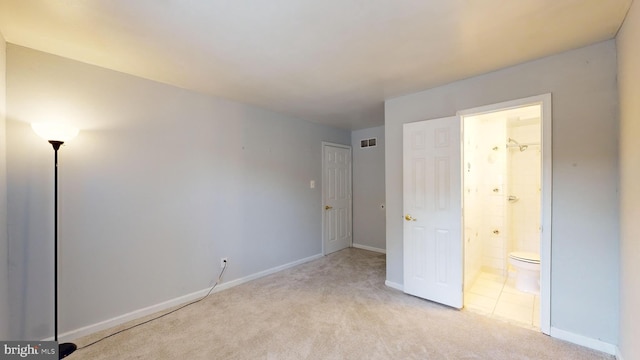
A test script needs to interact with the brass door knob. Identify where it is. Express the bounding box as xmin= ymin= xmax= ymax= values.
xmin=325 ymin=205 xmax=333 ymax=210
xmin=405 ymin=214 xmax=417 ymax=221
